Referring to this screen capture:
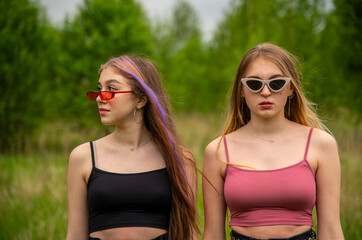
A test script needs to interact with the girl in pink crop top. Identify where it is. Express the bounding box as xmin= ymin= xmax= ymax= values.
xmin=223 ymin=129 xmax=316 ymax=227
xmin=202 ymin=43 xmax=344 ymax=240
